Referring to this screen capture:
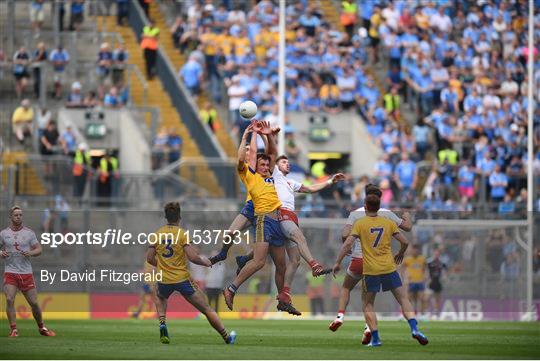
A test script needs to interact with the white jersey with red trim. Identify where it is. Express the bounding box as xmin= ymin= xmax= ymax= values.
xmin=272 ymin=167 xmax=302 ymax=211
xmin=0 ymin=226 xmax=39 ymax=274
xmin=346 ymin=207 xmax=403 ymax=258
